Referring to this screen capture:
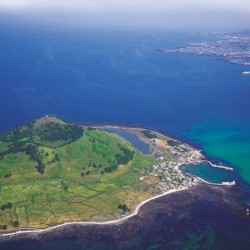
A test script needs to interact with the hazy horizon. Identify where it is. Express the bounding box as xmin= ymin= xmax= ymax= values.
xmin=0 ymin=0 xmax=250 ymax=31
